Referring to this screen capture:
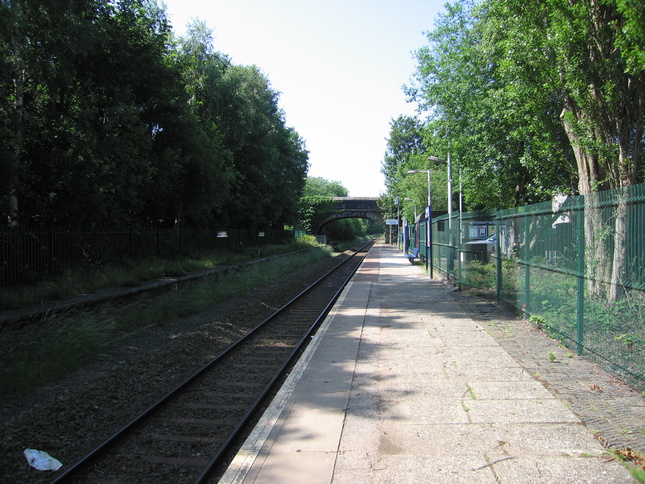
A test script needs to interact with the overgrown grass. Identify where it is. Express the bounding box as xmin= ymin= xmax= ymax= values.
xmin=460 ymin=260 xmax=497 ymax=291
xmin=0 ymin=241 xmax=315 ymax=311
xmin=0 ymin=241 xmax=333 ymax=400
